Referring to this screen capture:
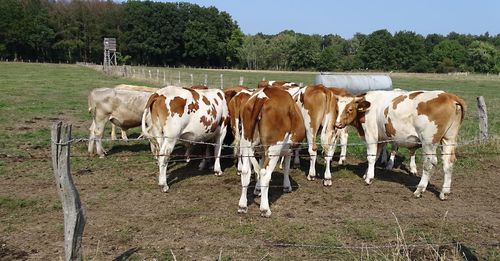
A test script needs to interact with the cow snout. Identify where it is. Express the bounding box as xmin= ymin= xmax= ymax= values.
xmin=335 ymin=122 xmax=345 ymax=129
